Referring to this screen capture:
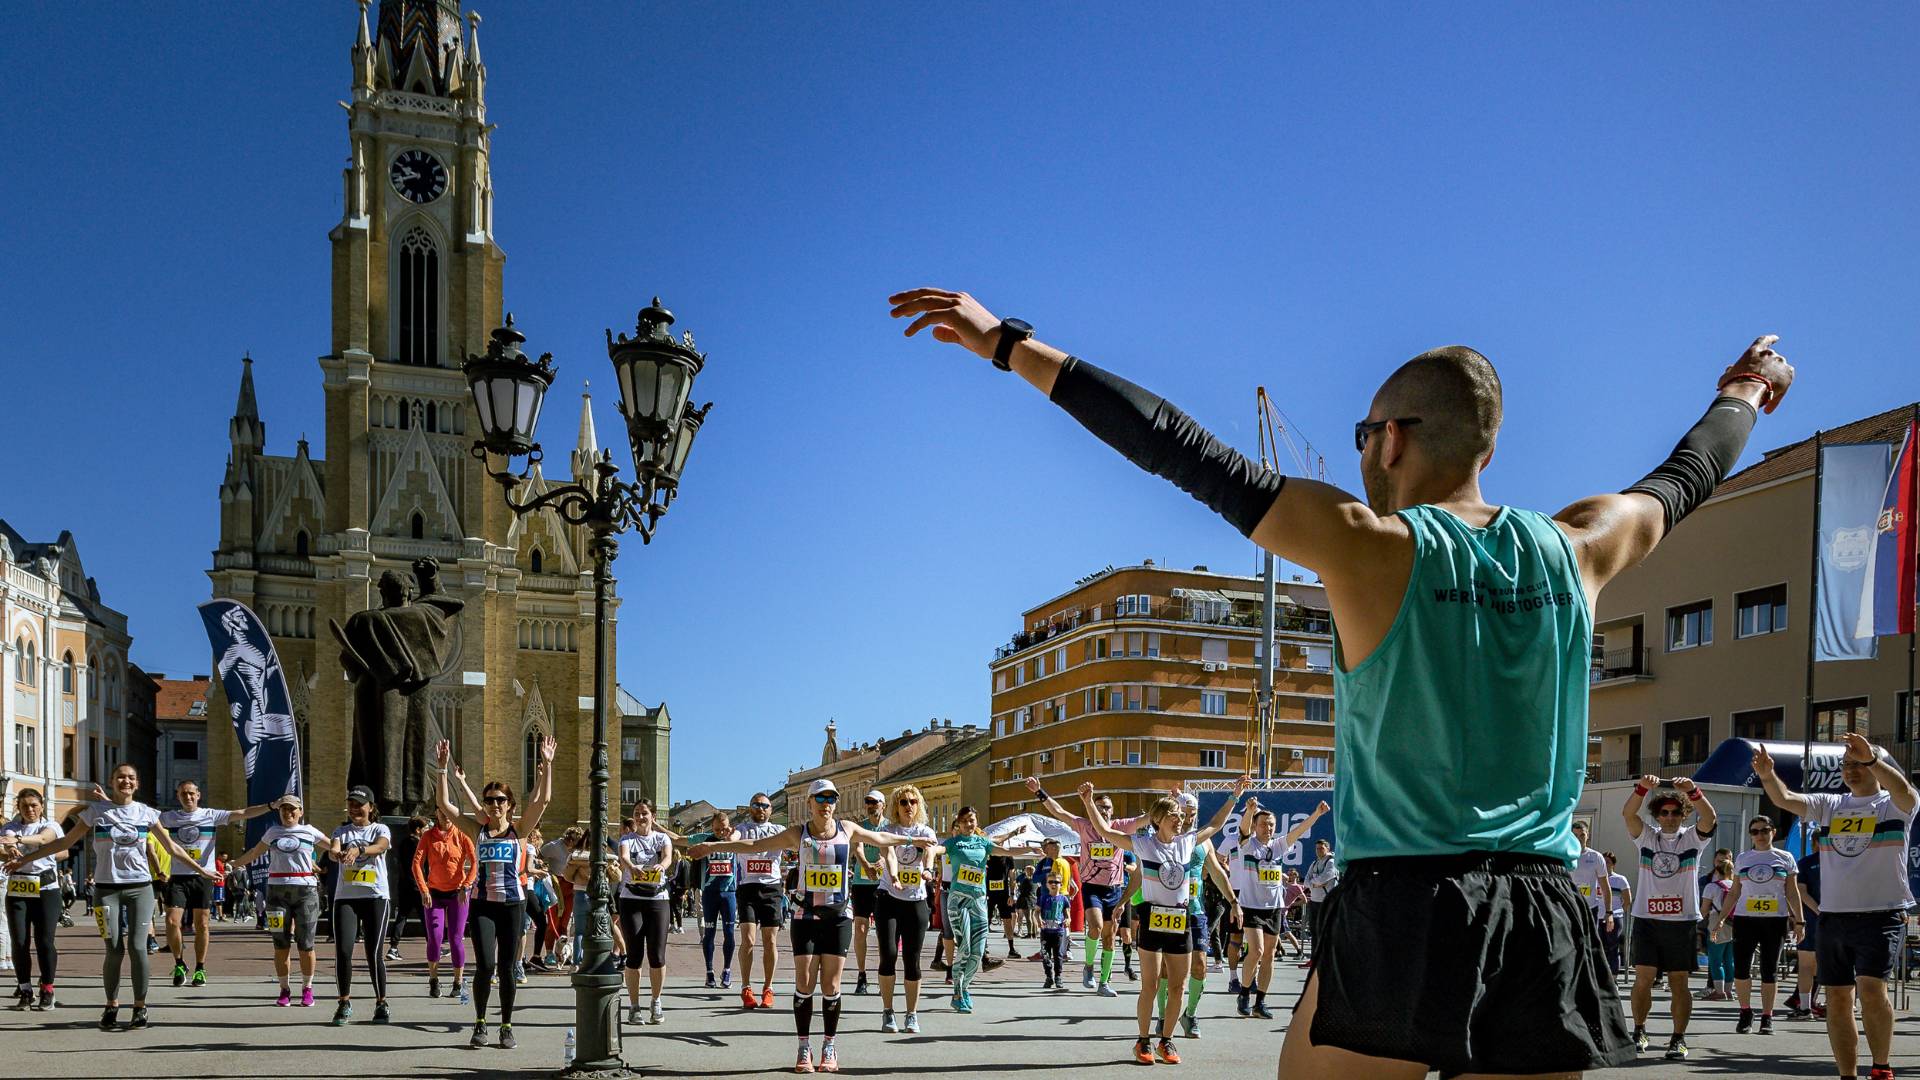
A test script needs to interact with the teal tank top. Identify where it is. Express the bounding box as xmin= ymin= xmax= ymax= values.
xmin=1331 ymin=505 xmax=1590 ymax=867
